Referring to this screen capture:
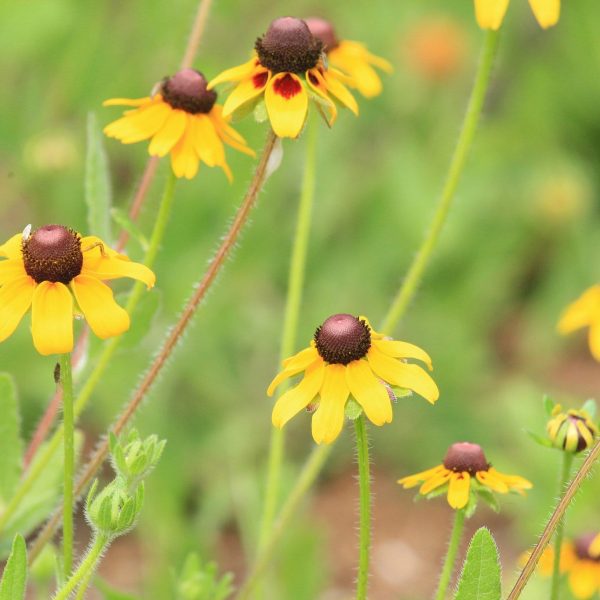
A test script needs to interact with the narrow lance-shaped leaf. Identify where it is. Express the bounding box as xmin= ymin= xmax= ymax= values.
xmin=0 ymin=373 xmax=23 ymax=505
xmin=0 ymin=534 xmax=27 ymax=600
